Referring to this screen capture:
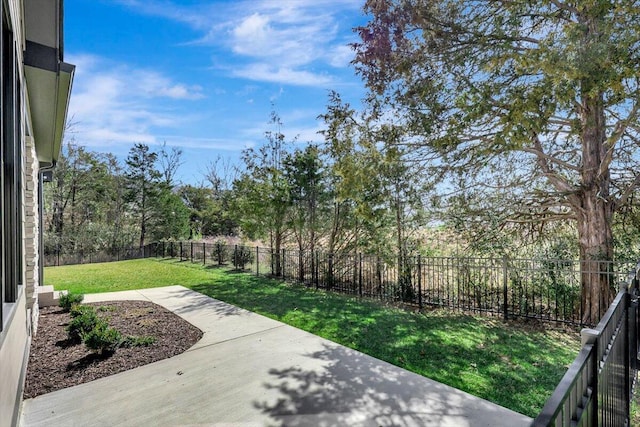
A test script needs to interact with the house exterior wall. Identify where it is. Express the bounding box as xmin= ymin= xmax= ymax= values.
xmin=0 ymin=0 xmax=65 ymax=425
xmin=24 ymin=136 xmax=39 ymax=314
xmin=0 ymin=292 xmax=29 ymax=427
